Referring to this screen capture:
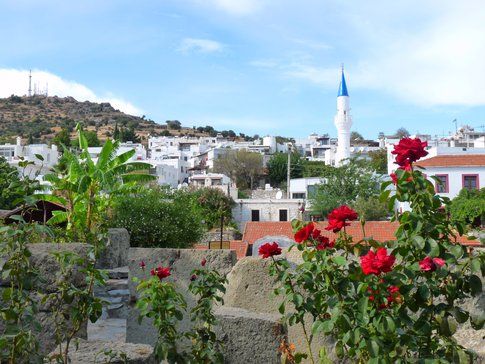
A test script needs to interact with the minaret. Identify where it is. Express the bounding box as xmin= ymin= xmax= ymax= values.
xmin=334 ymin=65 xmax=352 ymax=166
